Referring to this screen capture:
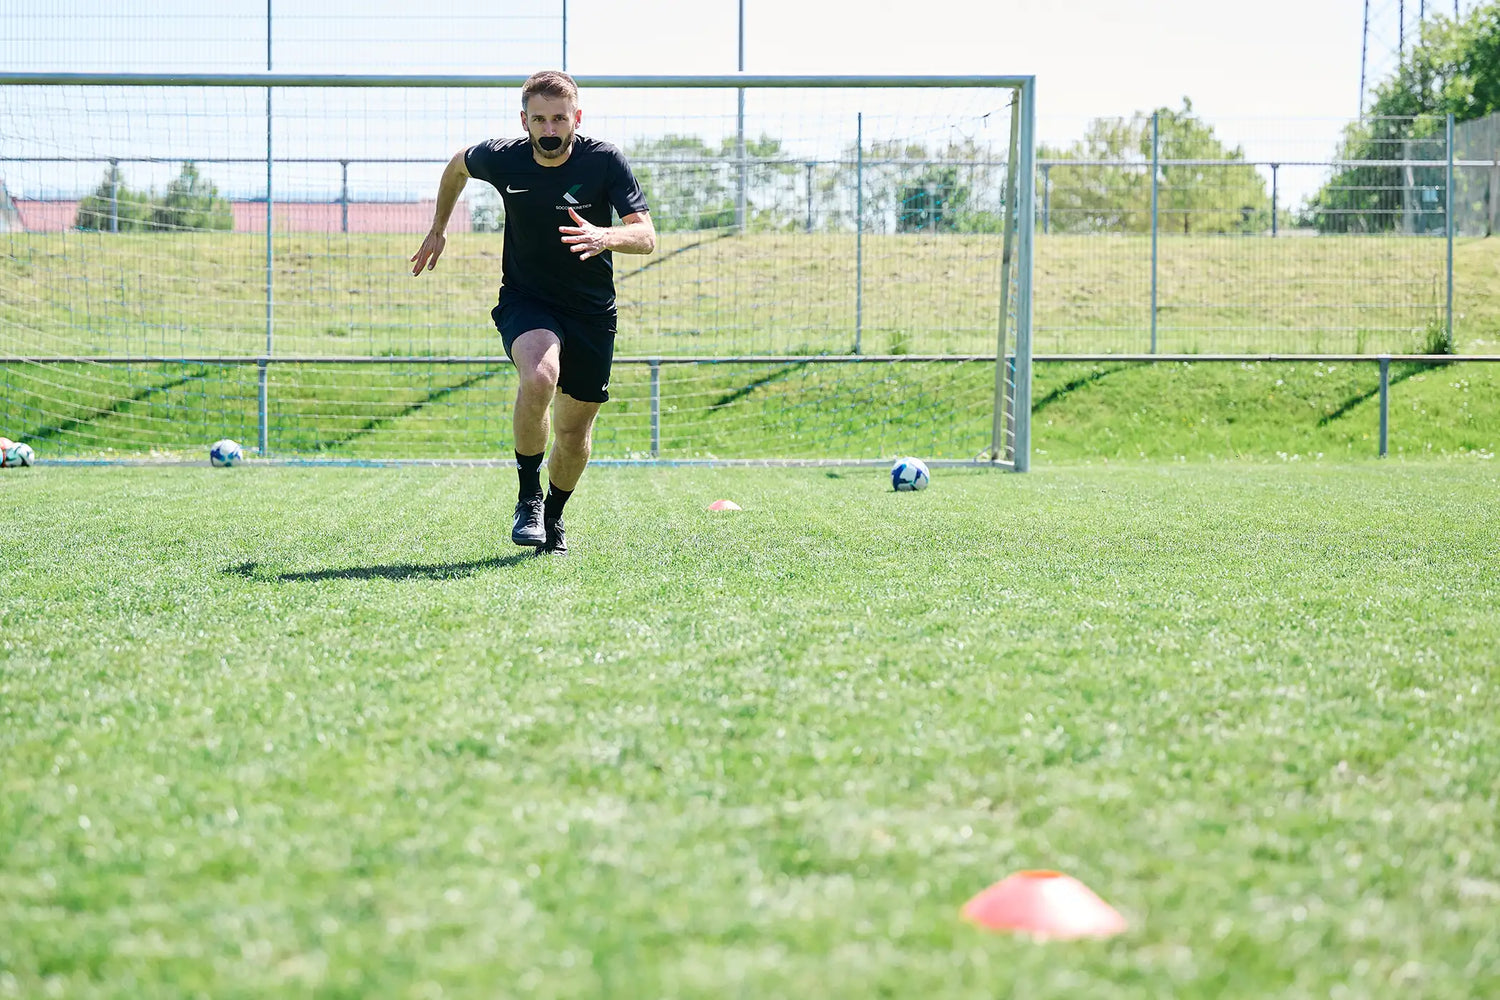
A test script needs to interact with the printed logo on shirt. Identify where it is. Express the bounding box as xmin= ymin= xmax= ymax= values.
xmin=505 ymin=184 xmax=529 ymax=194
xmin=562 ymin=185 xmax=583 ymax=205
